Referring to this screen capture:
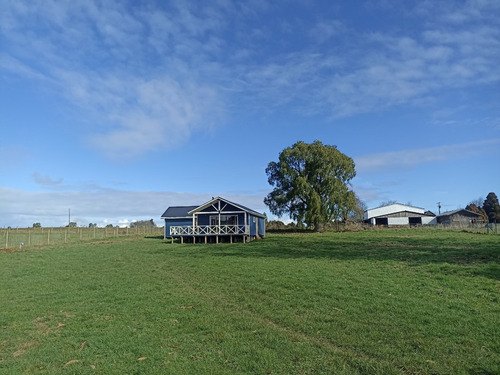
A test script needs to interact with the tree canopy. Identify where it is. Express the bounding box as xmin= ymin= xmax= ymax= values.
xmin=264 ymin=140 xmax=356 ymax=231
xmin=483 ymin=192 xmax=500 ymax=222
